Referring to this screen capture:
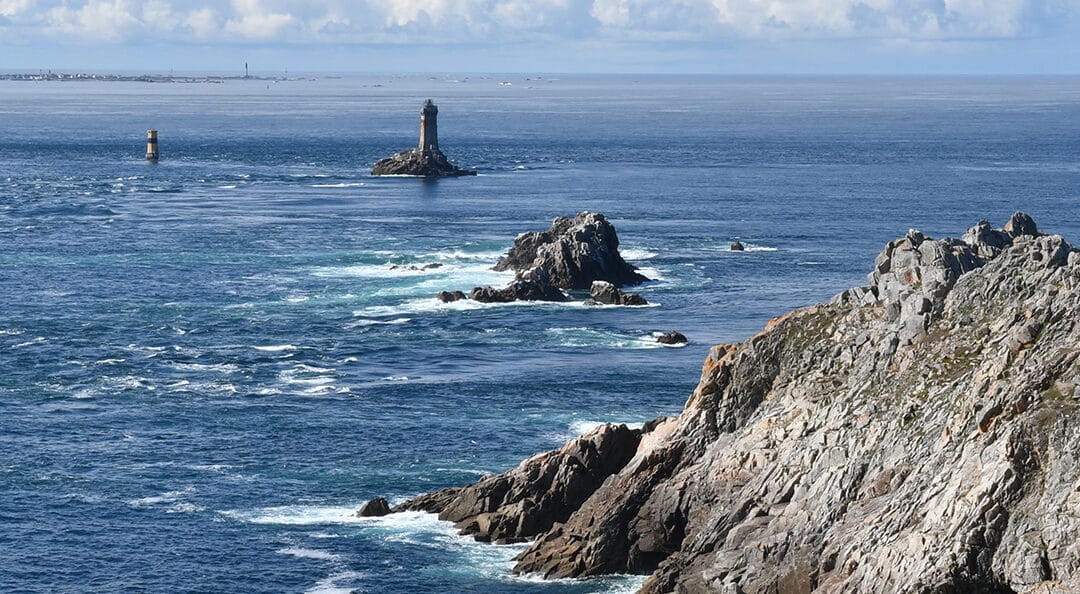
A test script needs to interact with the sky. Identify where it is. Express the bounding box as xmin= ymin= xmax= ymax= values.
xmin=1 ymin=0 xmax=1079 ymax=74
